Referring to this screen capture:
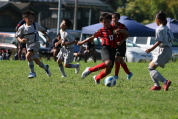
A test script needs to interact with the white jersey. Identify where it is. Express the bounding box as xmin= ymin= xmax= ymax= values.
xmin=155 ymin=25 xmax=174 ymax=47
xmin=16 ymin=22 xmax=45 ymax=43
xmin=60 ymin=29 xmax=74 ymax=48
